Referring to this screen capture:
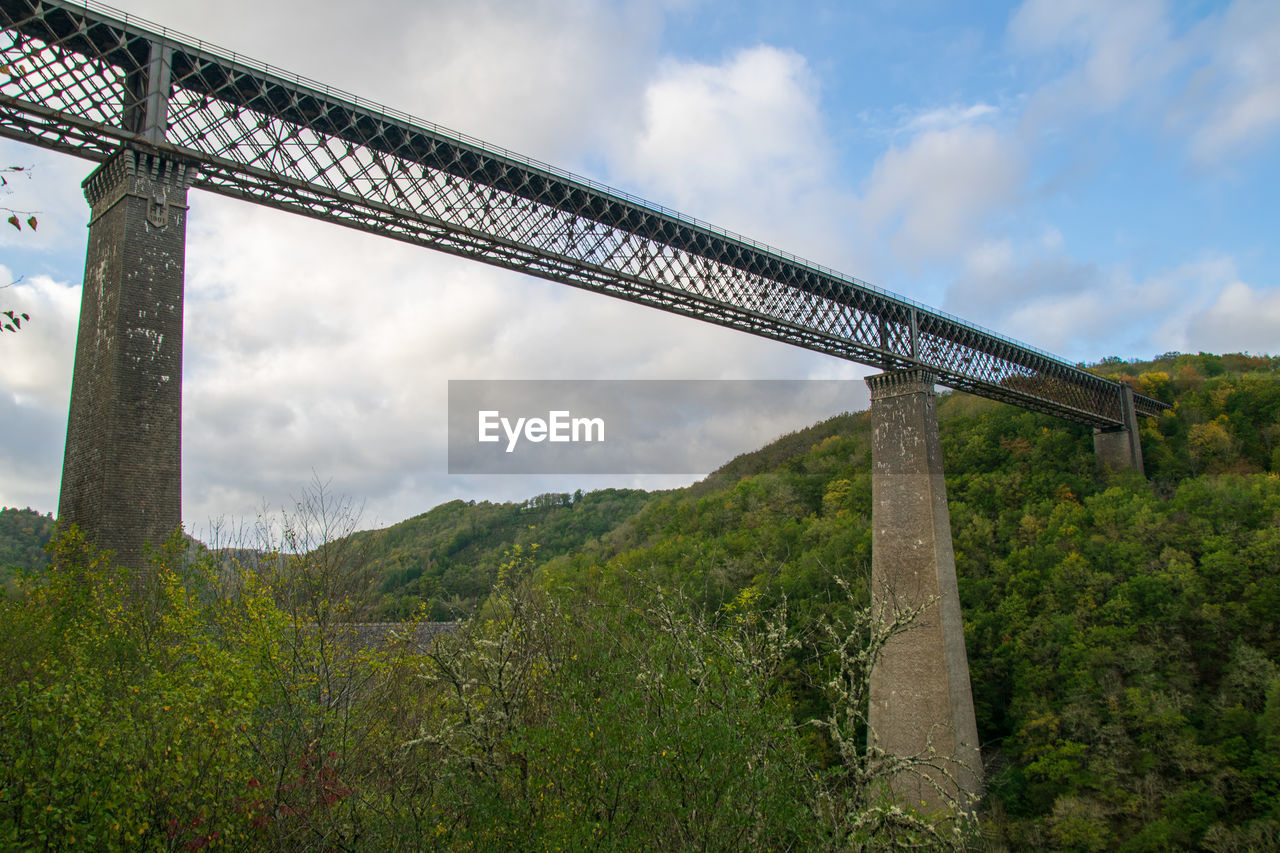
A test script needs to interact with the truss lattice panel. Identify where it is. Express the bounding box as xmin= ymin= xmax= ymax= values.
xmin=0 ymin=0 xmax=1168 ymax=428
